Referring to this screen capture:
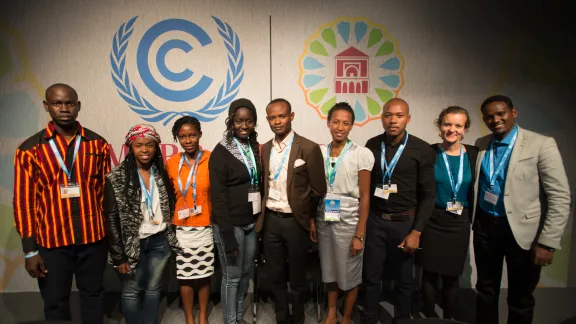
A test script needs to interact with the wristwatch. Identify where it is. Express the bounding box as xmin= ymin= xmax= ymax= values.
xmin=537 ymin=243 xmax=556 ymax=252
xmin=354 ymin=235 xmax=364 ymax=243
